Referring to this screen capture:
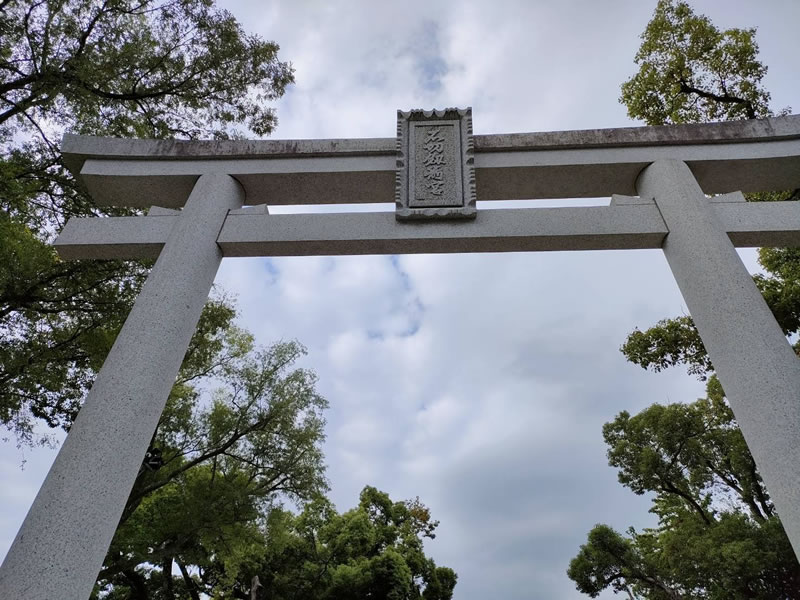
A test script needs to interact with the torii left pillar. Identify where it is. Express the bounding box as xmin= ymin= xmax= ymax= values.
xmin=0 ymin=174 xmax=243 ymax=600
